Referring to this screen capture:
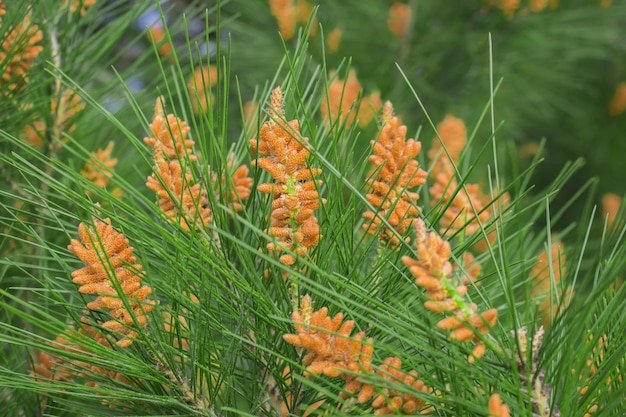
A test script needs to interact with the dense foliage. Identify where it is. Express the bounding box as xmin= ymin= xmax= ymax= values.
xmin=1 ymin=1 xmax=625 ymax=416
